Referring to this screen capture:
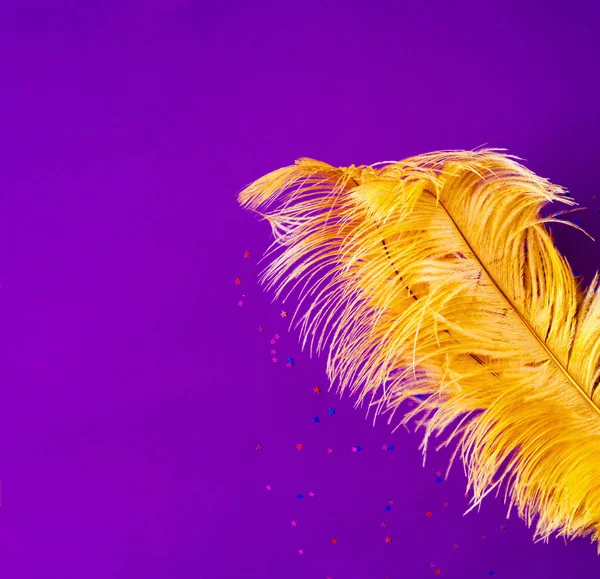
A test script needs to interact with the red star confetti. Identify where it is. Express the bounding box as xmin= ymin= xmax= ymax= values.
xmin=235 ymin=277 xmax=242 ymax=285
xmin=435 ymin=569 xmax=441 ymax=575
xmin=425 ymin=511 xmax=432 ymax=518
xmin=314 ymin=386 xmax=321 ymax=394
xmin=331 ymin=538 xmax=338 ymax=544
xmin=296 ymin=443 xmax=303 ymax=450
xmin=280 ymin=310 xmax=288 ymax=318
xmin=385 ymin=536 xmax=392 ymax=543
xmin=244 ymin=250 xmax=251 ymax=258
